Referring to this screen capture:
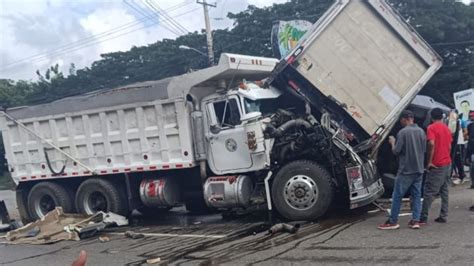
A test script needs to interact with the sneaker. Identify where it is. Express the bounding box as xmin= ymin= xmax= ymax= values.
xmin=434 ymin=217 xmax=447 ymax=223
xmin=419 ymin=219 xmax=427 ymax=226
xmin=378 ymin=220 xmax=400 ymax=230
xmin=408 ymin=220 xmax=421 ymax=229
xmin=452 ymin=178 xmax=461 ymax=185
